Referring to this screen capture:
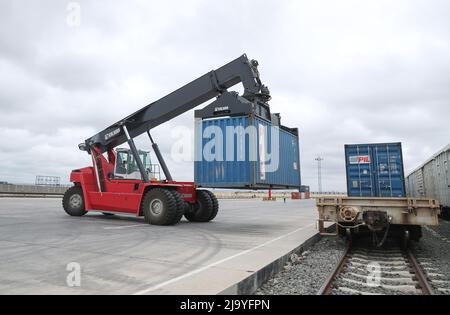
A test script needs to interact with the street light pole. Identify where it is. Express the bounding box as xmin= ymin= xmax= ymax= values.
xmin=315 ymin=156 xmax=323 ymax=194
